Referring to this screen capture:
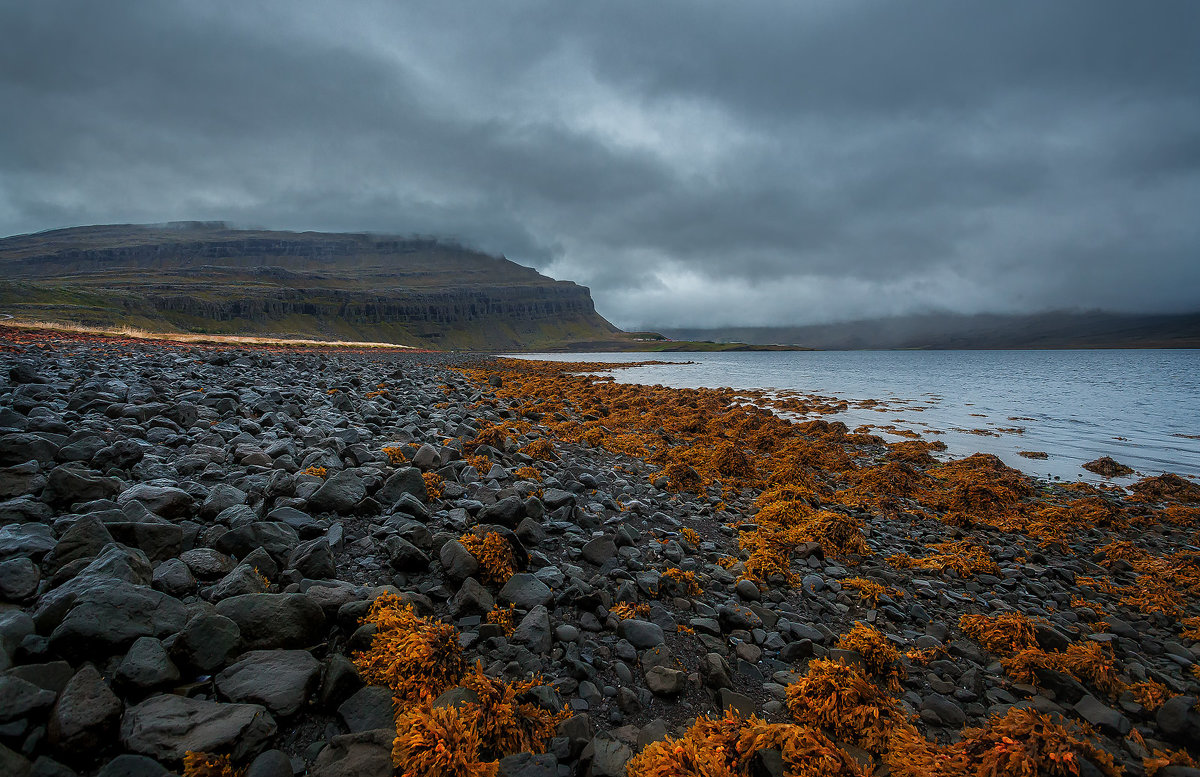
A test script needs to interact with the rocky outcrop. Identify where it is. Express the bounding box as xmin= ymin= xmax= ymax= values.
xmin=0 ymin=223 xmax=619 ymax=349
